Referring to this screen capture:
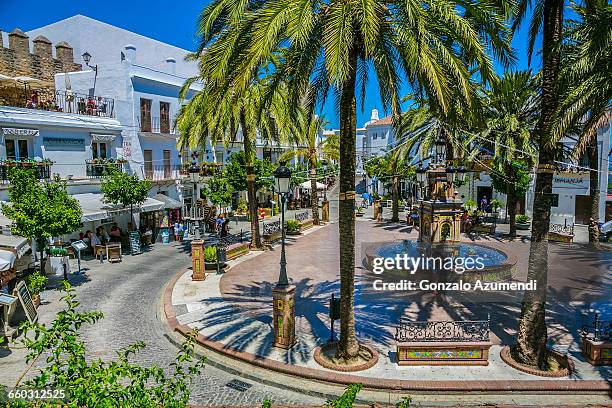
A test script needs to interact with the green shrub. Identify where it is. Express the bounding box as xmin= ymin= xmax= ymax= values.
xmin=286 ymin=219 xmax=300 ymax=232
xmin=463 ymin=199 xmax=477 ymax=210
xmin=204 ymin=246 xmax=217 ymax=262
xmin=396 ymin=396 xmax=413 ymax=408
xmin=26 ymin=271 xmax=47 ymax=296
xmin=236 ymin=200 xmax=248 ymax=214
xmin=326 ymin=383 xmax=362 ymax=408
xmin=516 ymin=214 xmax=530 ymax=223
xmin=490 ymin=198 xmax=503 ymax=211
